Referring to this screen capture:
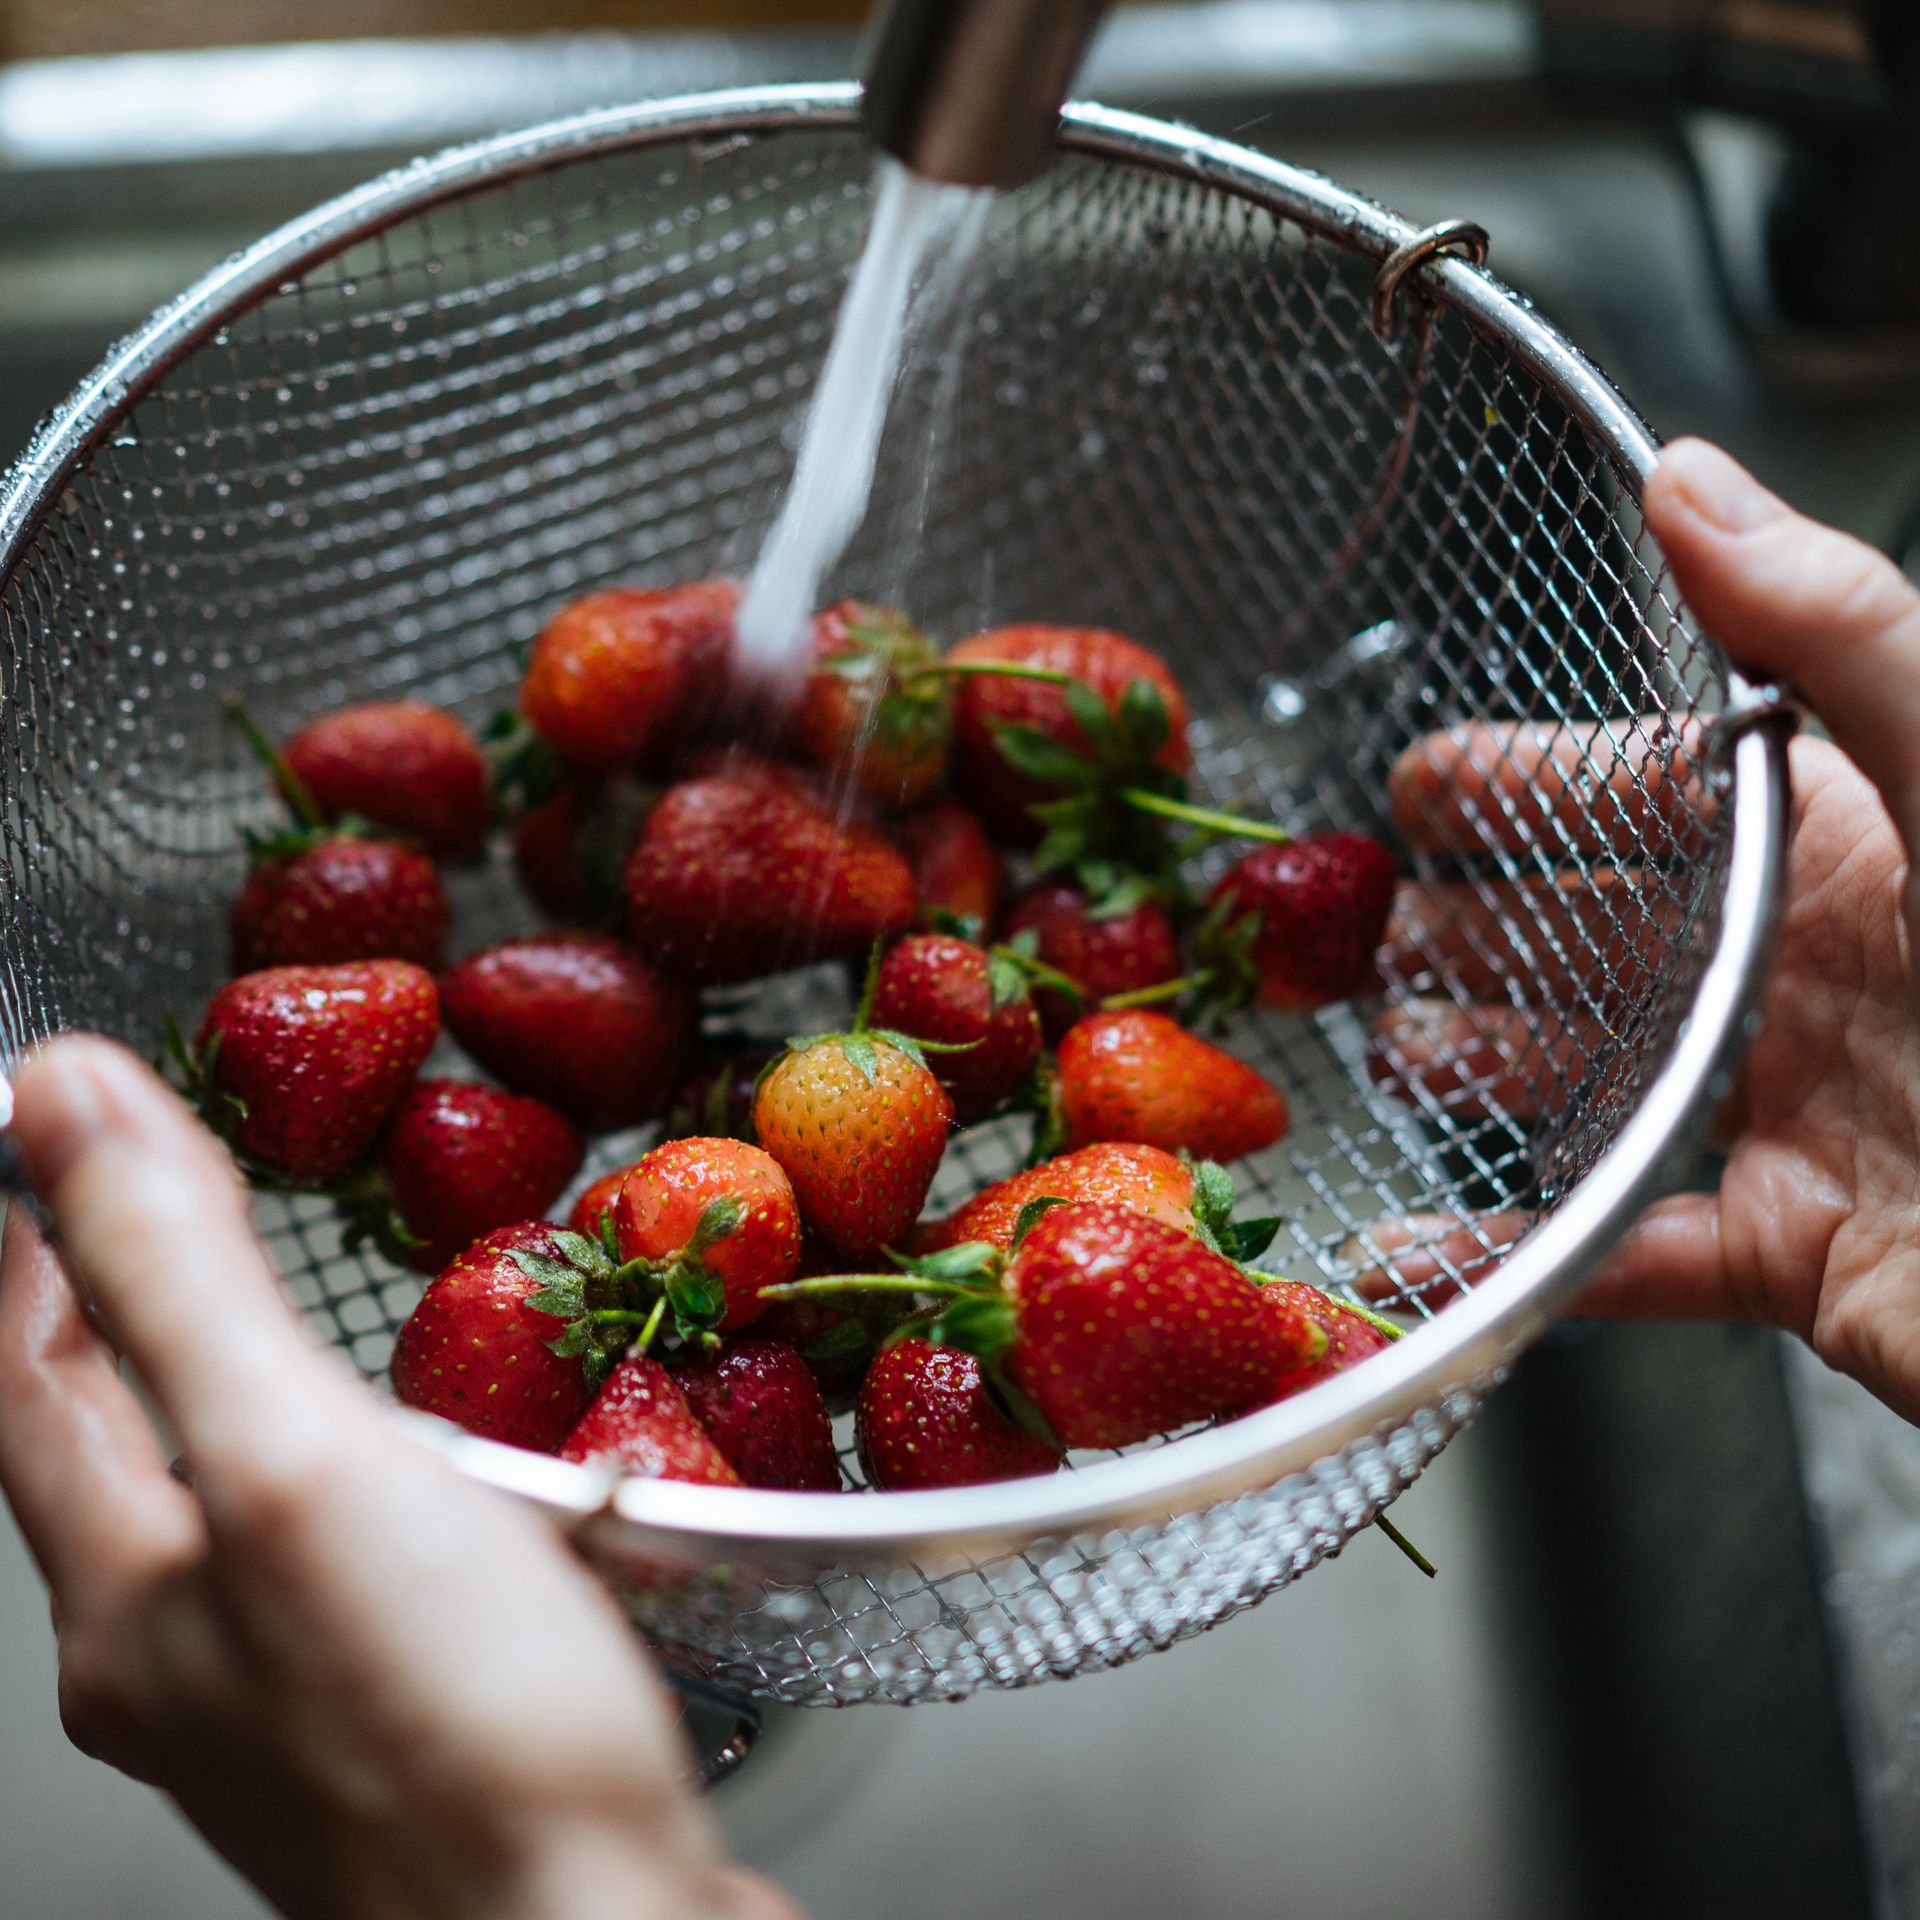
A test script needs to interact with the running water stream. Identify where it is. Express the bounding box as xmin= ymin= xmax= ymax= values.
xmin=733 ymin=158 xmax=986 ymax=683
